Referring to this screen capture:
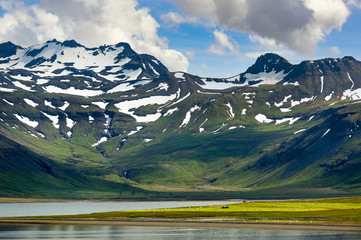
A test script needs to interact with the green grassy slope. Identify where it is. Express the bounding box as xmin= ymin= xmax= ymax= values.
xmin=0 ymin=133 xmax=150 ymax=199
